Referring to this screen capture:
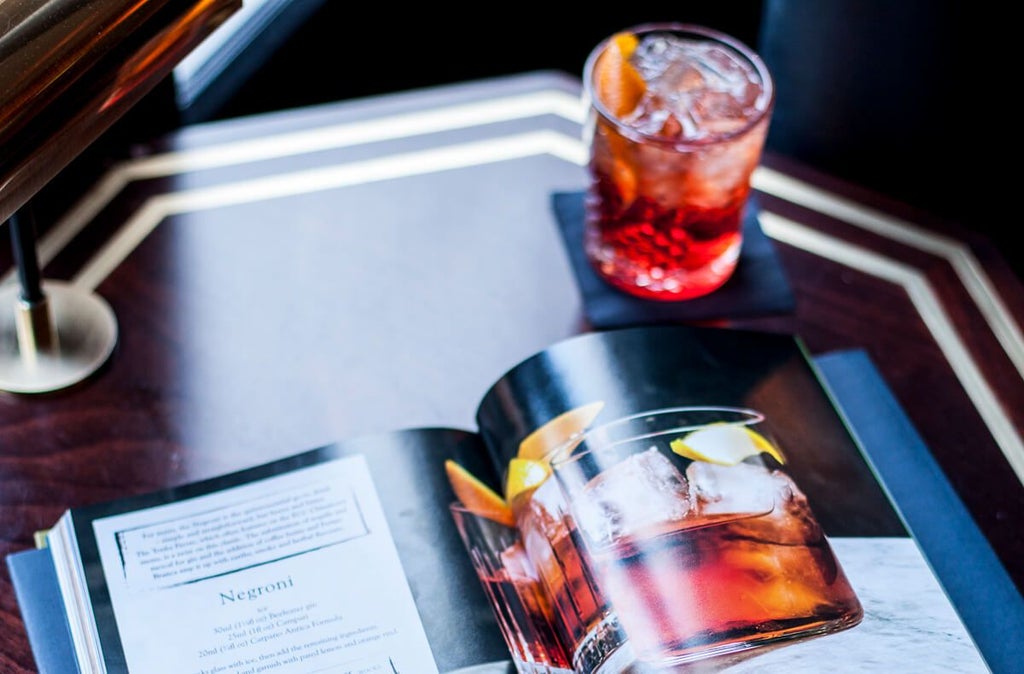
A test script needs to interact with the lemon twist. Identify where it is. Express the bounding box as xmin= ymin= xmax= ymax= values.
xmin=670 ymin=424 xmax=786 ymax=466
